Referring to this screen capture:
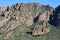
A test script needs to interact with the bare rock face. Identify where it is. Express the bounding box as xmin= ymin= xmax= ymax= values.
xmin=32 ymin=26 xmax=50 ymax=36
xmin=32 ymin=21 xmax=50 ymax=36
xmin=32 ymin=24 xmax=44 ymax=36
xmin=32 ymin=5 xmax=53 ymax=36
xmin=0 ymin=3 xmax=54 ymax=39
xmin=39 ymin=11 xmax=47 ymax=21
xmin=25 ymin=16 xmax=33 ymax=26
